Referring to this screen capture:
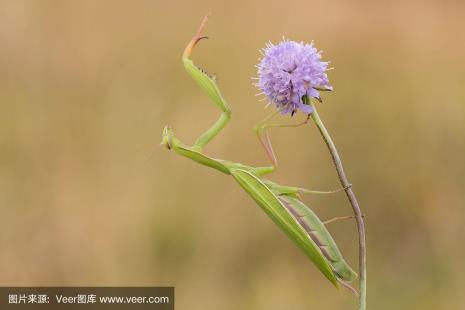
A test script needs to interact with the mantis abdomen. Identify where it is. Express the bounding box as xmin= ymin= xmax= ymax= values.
xmin=278 ymin=195 xmax=357 ymax=282
xmin=230 ymin=168 xmax=357 ymax=285
xmin=230 ymin=168 xmax=339 ymax=285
